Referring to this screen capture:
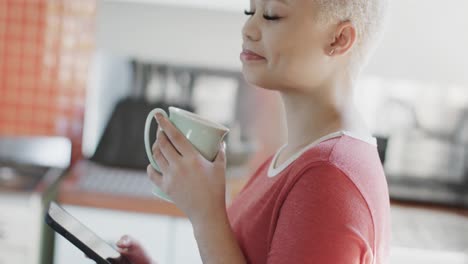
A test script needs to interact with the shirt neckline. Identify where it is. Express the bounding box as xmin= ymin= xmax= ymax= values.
xmin=267 ymin=130 xmax=377 ymax=178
